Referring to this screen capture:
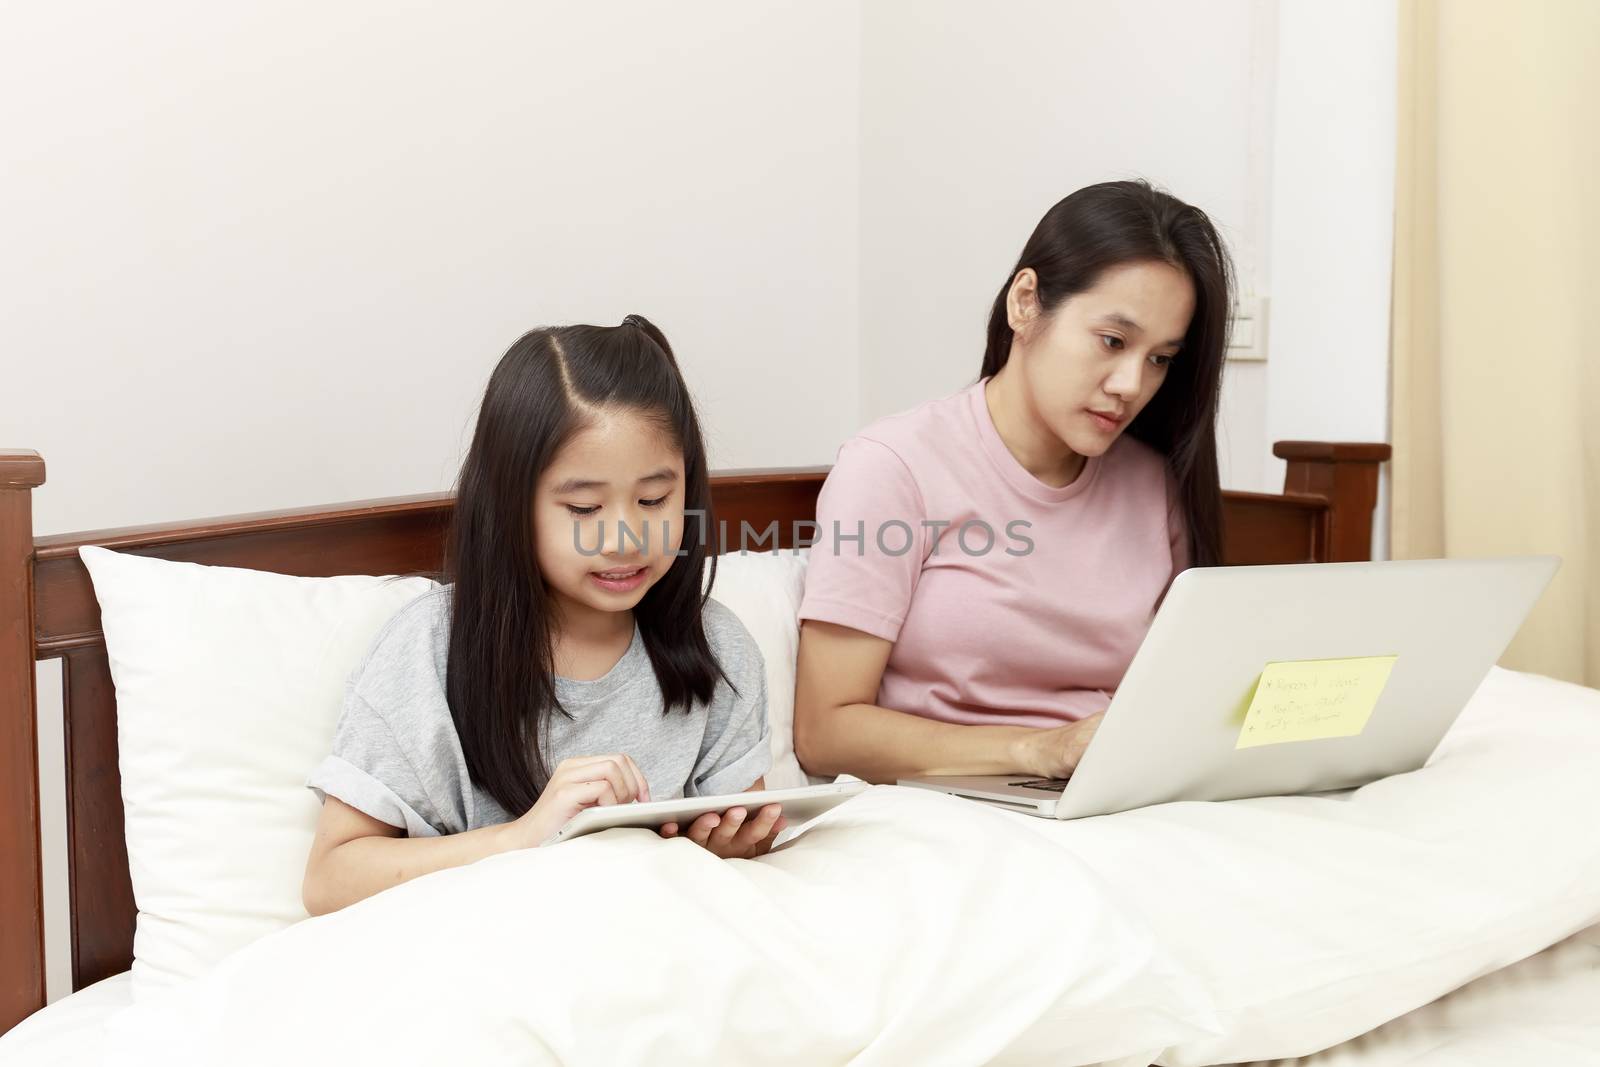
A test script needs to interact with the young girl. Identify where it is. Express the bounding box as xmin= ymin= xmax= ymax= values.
xmin=303 ymin=315 xmax=784 ymax=915
xmin=794 ymin=180 xmax=1231 ymax=785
